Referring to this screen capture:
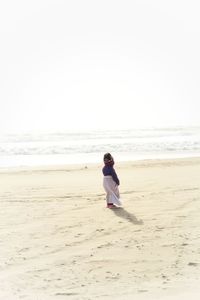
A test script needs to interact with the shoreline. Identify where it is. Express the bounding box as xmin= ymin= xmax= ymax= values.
xmin=0 ymin=155 xmax=200 ymax=173
xmin=0 ymin=150 xmax=200 ymax=171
